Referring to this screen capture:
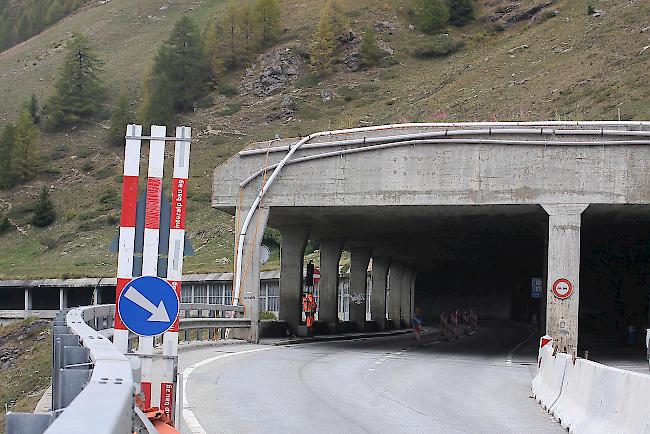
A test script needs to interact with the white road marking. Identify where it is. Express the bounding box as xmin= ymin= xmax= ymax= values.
xmin=182 ymin=347 xmax=273 ymax=434
xmin=506 ymin=329 xmax=535 ymax=367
